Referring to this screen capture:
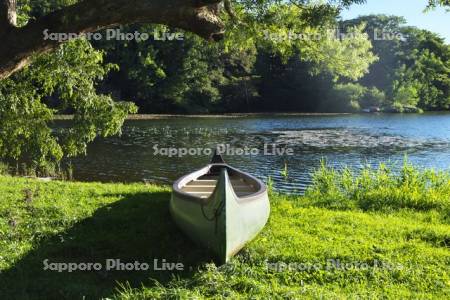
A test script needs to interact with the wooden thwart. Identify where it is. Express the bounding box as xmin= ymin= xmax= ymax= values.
xmin=182 ymin=177 xmax=256 ymax=197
